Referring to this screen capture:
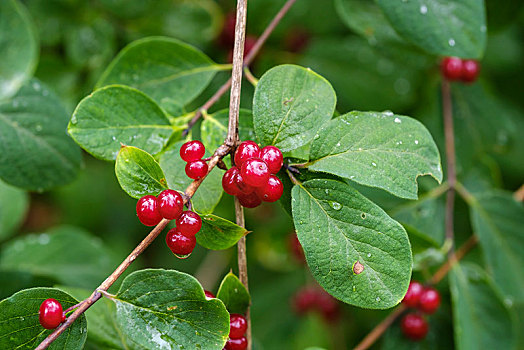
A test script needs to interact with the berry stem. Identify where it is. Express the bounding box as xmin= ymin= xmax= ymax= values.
xmin=442 ymin=79 xmax=456 ymax=257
